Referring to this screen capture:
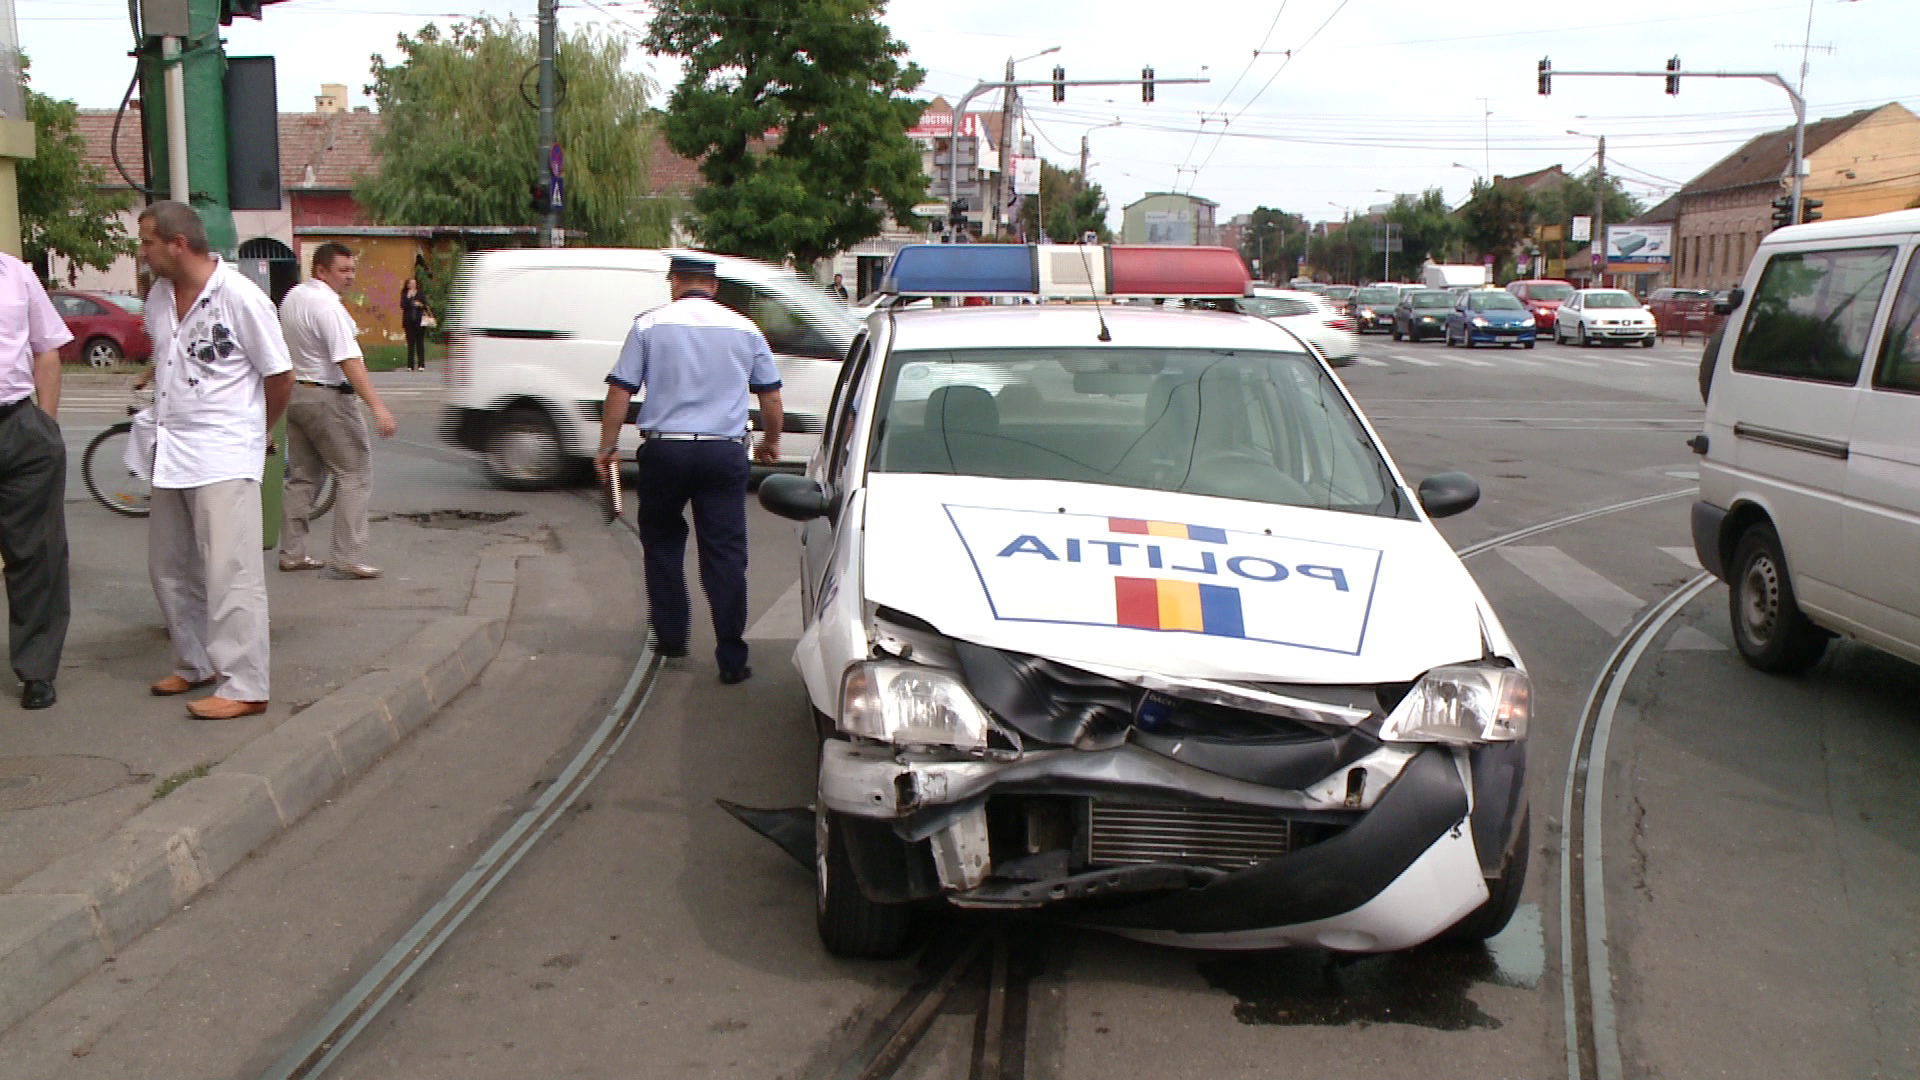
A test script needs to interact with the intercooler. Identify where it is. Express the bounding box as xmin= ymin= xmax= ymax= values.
xmin=1087 ymin=801 xmax=1296 ymax=869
